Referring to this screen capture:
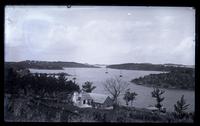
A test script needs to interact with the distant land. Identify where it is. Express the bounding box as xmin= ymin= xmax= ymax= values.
xmin=107 ymin=63 xmax=194 ymax=71
xmin=131 ymin=68 xmax=195 ymax=90
xmin=93 ymin=64 xmax=108 ymax=68
xmin=5 ymin=60 xmax=99 ymax=70
xmin=5 ymin=61 xmax=195 ymax=71
xmin=107 ymin=63 xmax=195 ymax=90
xmin=106 ymin=63 xmax=195 ymax=90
